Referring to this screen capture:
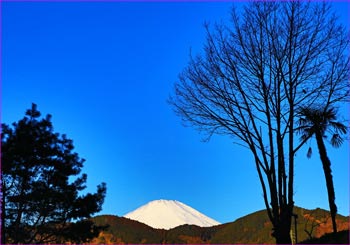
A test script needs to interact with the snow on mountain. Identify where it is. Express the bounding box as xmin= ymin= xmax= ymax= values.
xmin=123 ymin=199 xmax=221 ymax=230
